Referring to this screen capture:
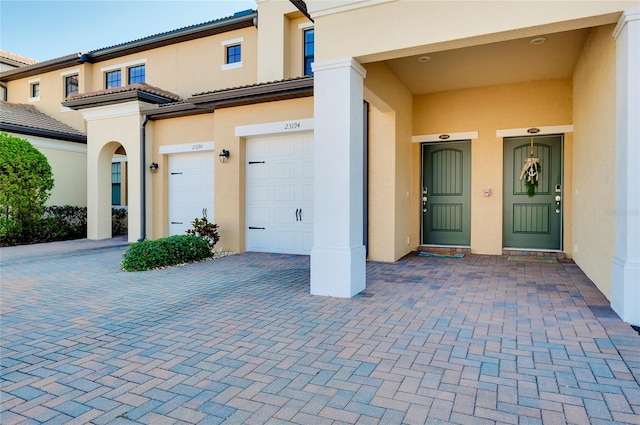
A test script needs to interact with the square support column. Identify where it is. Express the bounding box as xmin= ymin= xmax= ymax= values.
xmin=311 ymin=58 xmax=367 ymax=298
xmin=612 ymin=8 xmax=640 ymax=326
